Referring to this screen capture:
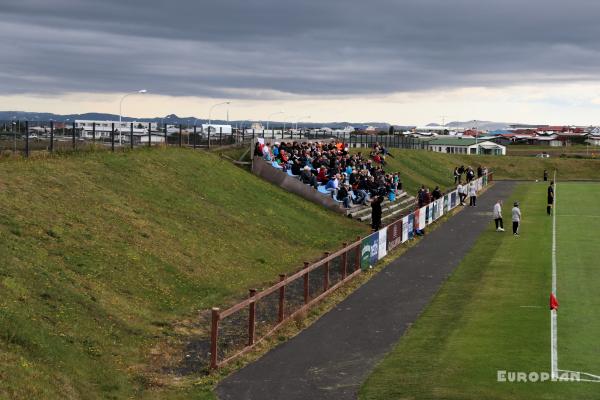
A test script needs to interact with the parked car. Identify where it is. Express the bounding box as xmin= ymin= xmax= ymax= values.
xmin=535 ymin=153 xmax=550 ymax=158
